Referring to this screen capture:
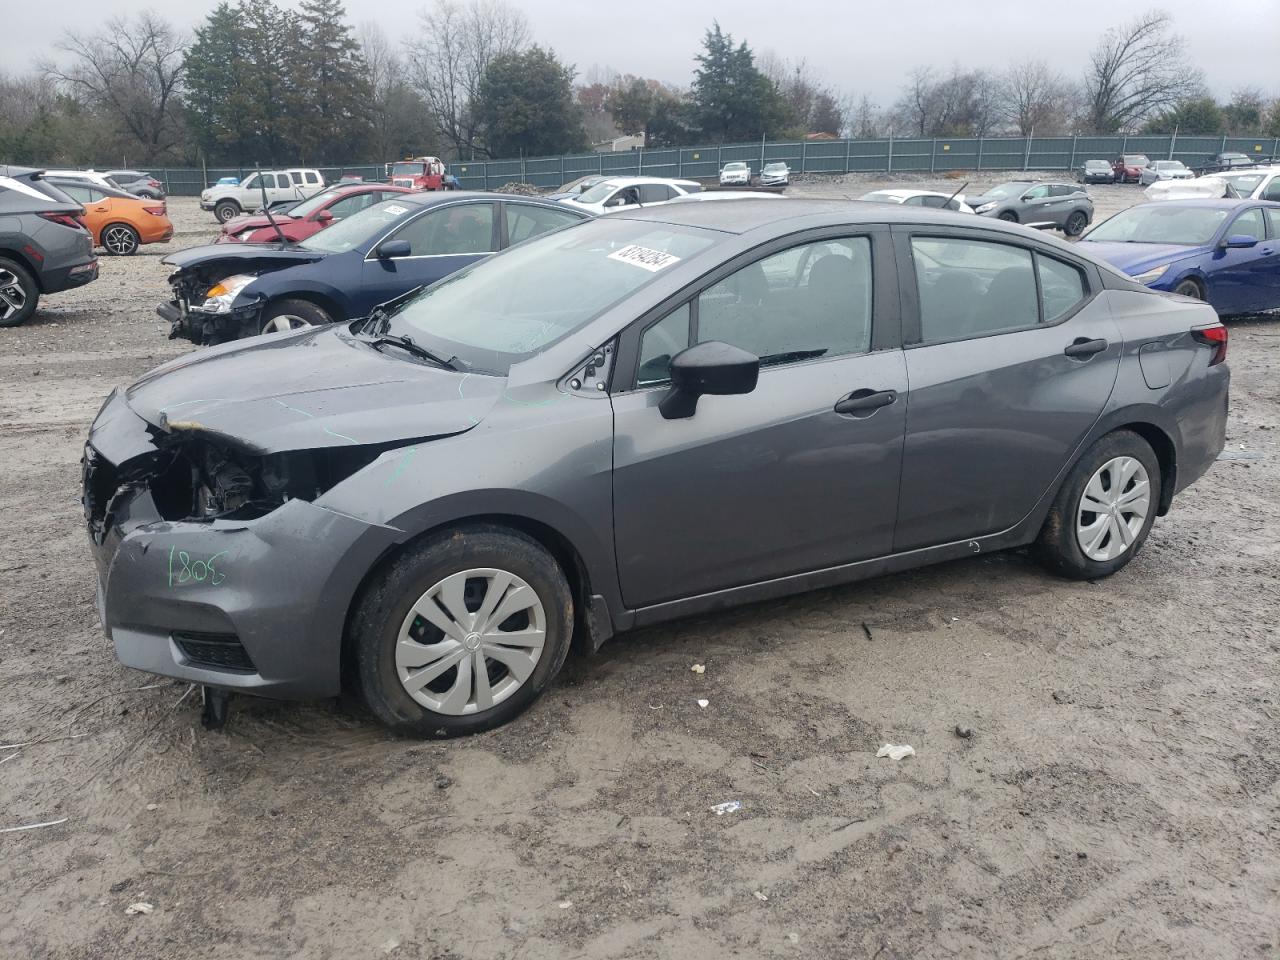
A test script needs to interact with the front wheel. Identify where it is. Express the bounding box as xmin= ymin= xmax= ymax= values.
xmin=353 ymin=526 xmax=574 ymax=737
xmin=1035 ymin=431 xmax=1161 ymax=580
xmin=1173 ymin=278 xmax=1204 ymax=300
xmin=1063 ymin=211 xmax=1088 ymax=238
xmin=214 ymin=200 xmax=241 ymax=223
xmin=258 ymin=298 xmax=333 ymax=335
xmin=998 ymin=211 xmax=1019 ymax=223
